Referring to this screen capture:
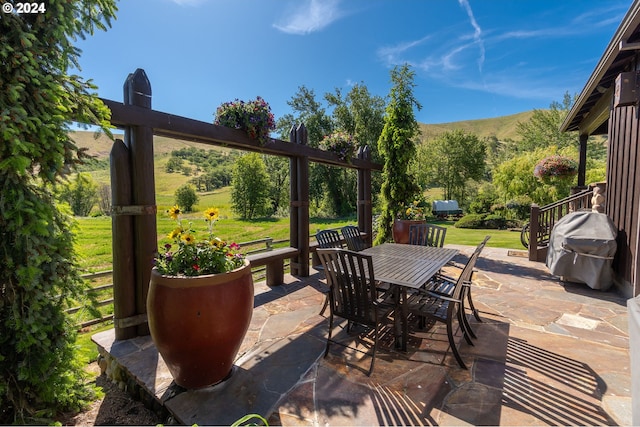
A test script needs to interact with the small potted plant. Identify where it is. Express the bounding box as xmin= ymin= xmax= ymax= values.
xmin=320 ymin=131 xmax=356 ymax=162
xmin=533 ymin=155 xmax=578 ymax=183
xmin=147 ymin=206 xmax=253 ymax=389
xmin=392 ymin=200 xmax=427 ymax=244
xmin=214 ymin=96 xmax=276 ymax=145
